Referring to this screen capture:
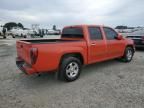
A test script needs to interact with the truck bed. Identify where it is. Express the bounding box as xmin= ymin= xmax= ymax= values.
xmin=21 ymin=39 xmax=82 ymax=44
